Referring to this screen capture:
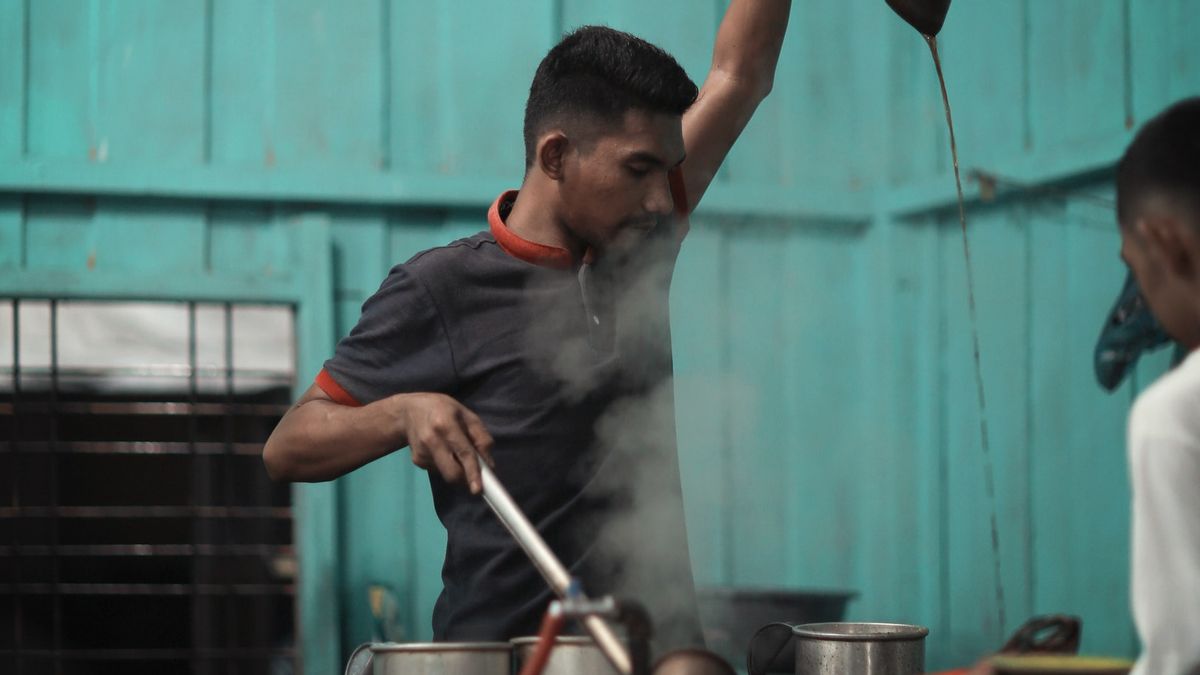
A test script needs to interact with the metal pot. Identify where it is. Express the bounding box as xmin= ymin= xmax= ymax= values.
xmin=696 ymin=586 xmax=856 ymax=671
xmin=652 ymin=648 xmax=736 ymax=675
xmin=512 ymin=636 xmax=618 ymax=675
xmin=793 ymin=622 xmax=928 ymax=675
xmin=369 ymin=642 xmax=511 ymax=675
